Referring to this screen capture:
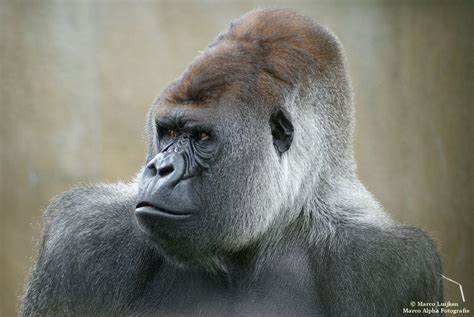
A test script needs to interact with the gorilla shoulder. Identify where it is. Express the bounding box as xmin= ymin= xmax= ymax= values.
xmin=21 ymin=183 xmax=157 ymax=316
xmin=43 ymin=183 xmax=137 ymax=235
xmin=307 ymin=215 xmax=443 ymax=315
